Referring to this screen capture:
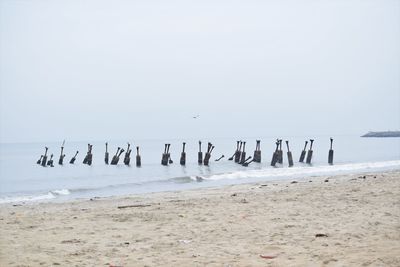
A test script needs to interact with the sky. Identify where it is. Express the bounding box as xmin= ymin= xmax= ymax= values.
xmin=0 ymin=0 xmax=399 ymax=143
